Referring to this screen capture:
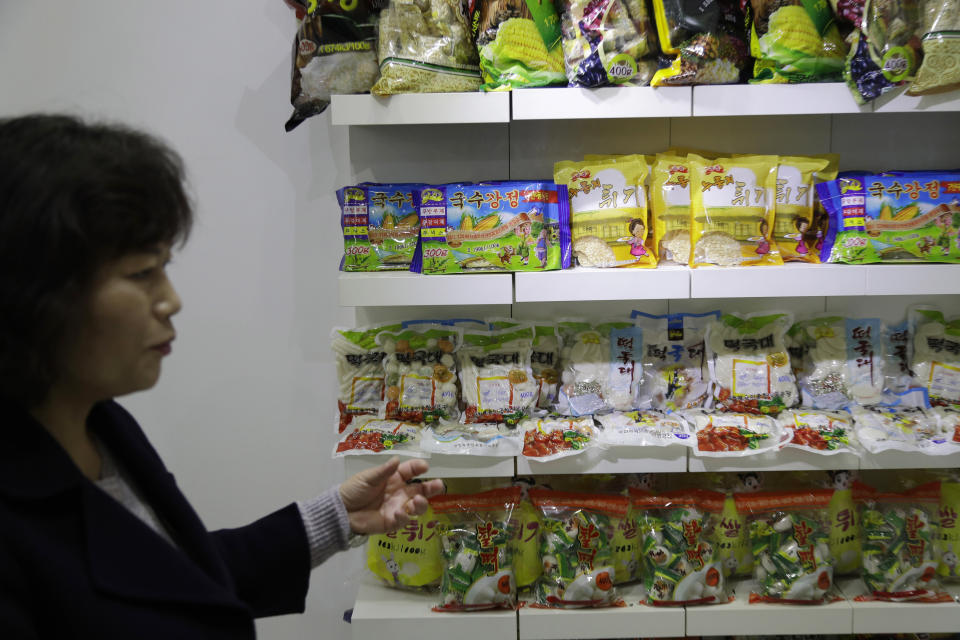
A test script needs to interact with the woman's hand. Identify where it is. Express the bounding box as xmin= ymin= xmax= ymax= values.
xmin=339 ymin=457 xmax=445 ymax=535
